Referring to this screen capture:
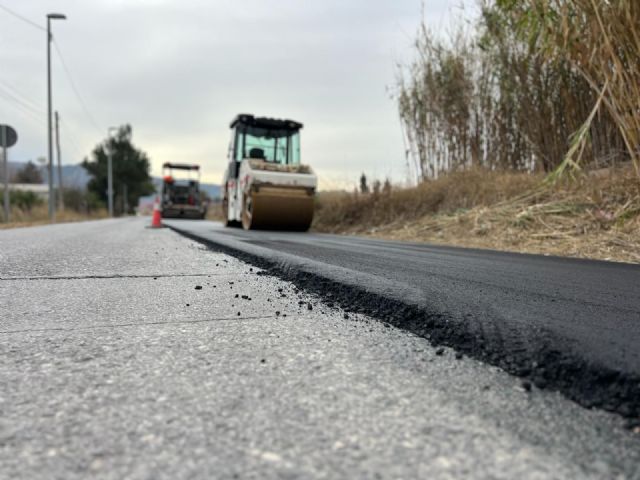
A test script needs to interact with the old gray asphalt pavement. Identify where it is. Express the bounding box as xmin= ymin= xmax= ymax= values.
xmin=1 ymin=218 xmax=639 ymax=479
